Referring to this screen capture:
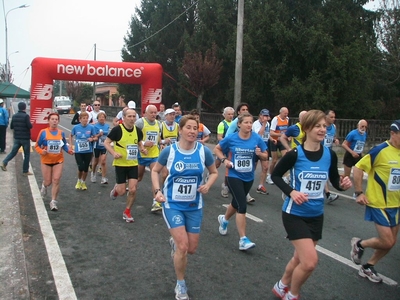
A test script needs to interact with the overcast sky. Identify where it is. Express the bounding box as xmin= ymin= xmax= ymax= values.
xmin=1 ymin=0 xmax=141 ymax=90
xmin=1 ymin=0 xmax=378 ymax=92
